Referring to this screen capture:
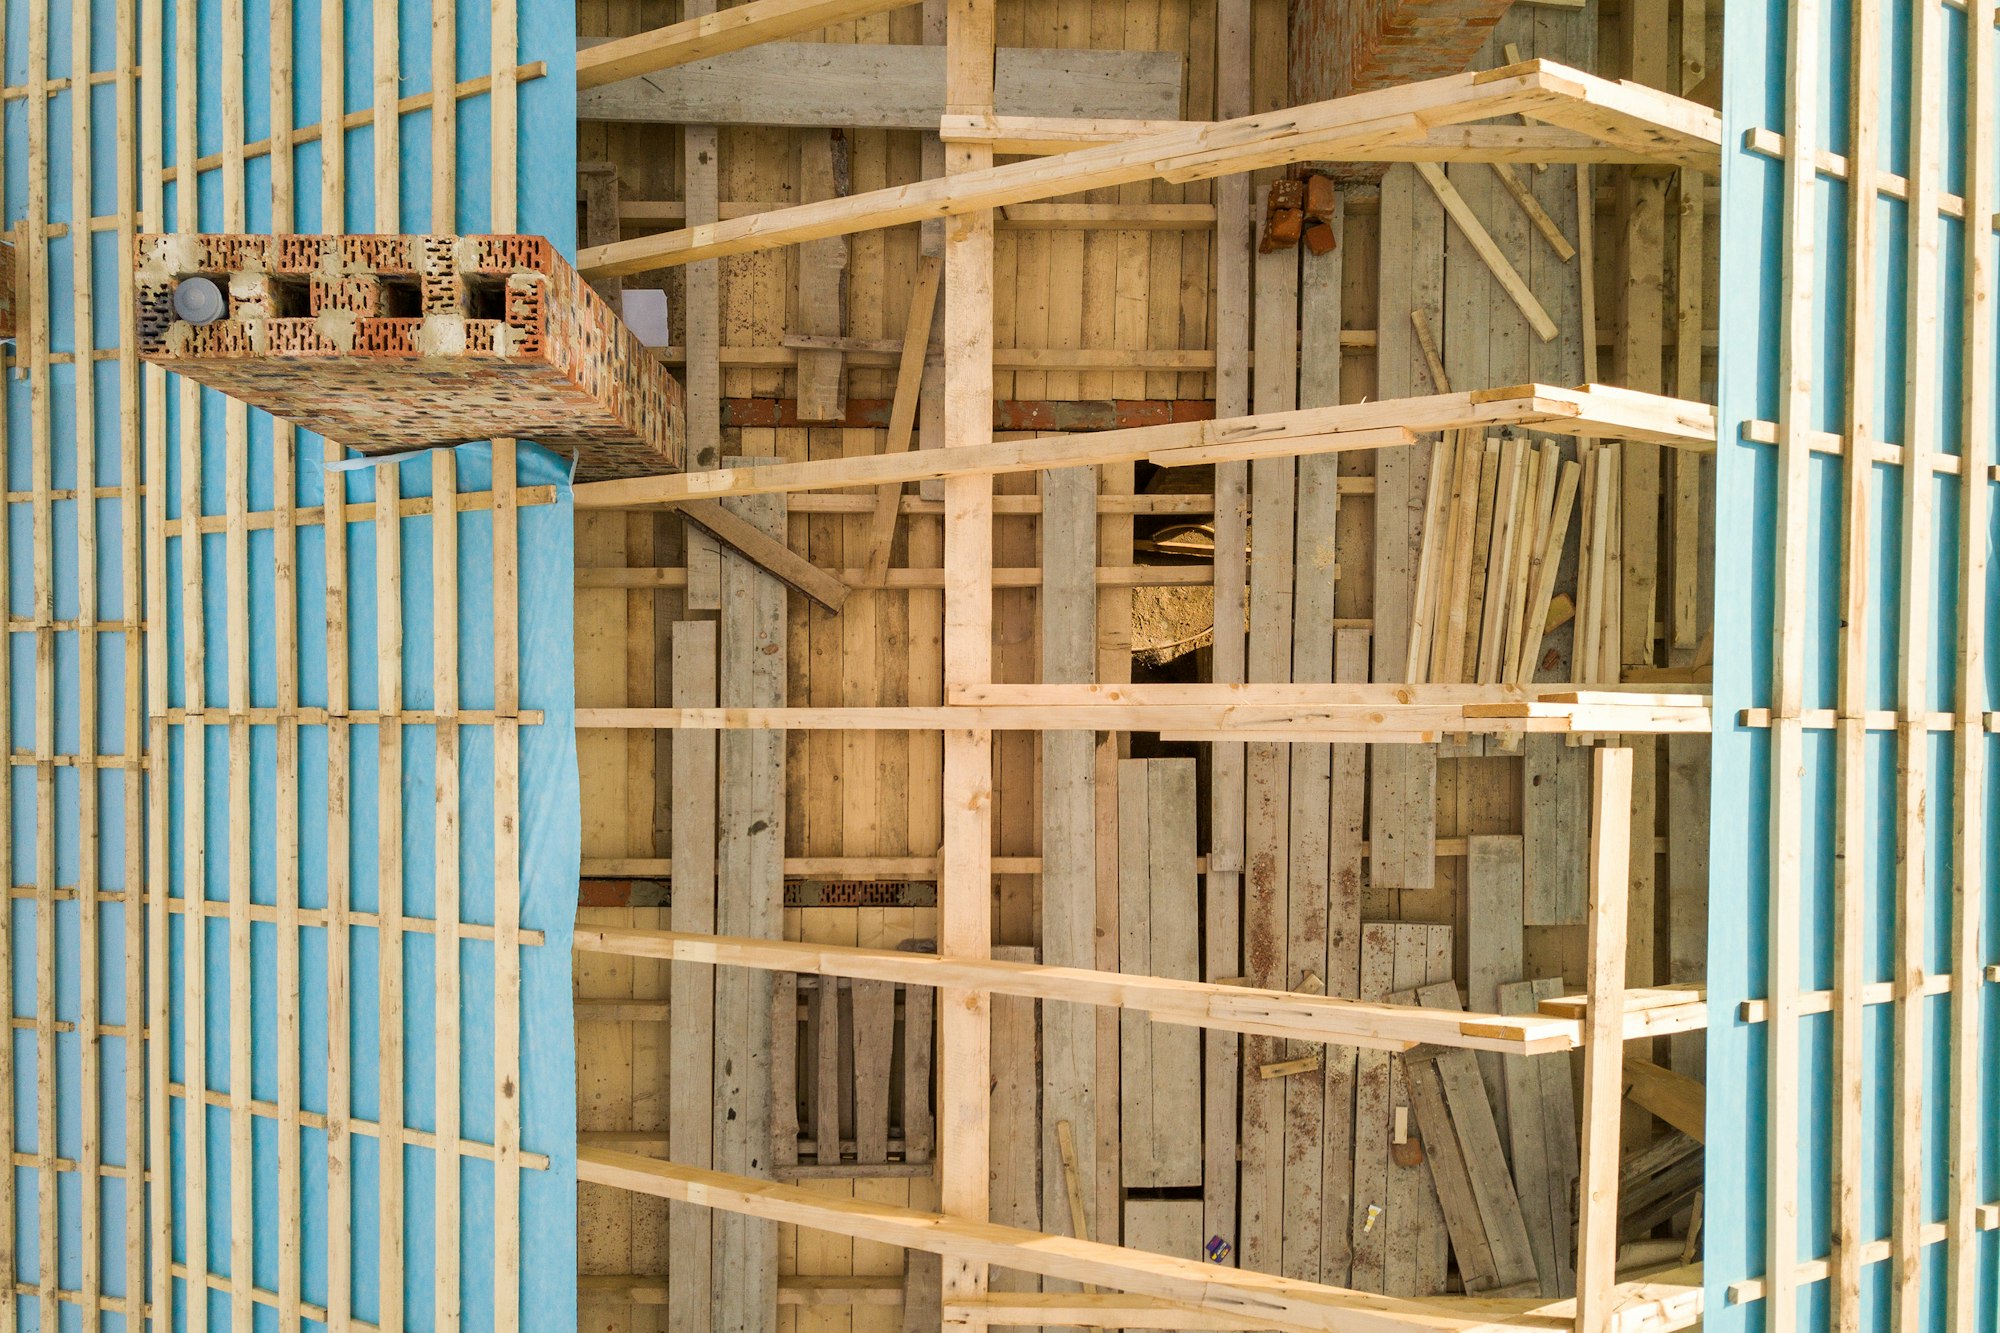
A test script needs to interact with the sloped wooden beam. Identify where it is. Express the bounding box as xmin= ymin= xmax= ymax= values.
xmin=578 ymin=1149 xmax=1495 ymax=1333
xmin=578 ymin=60 xmax=1722 ymax=277
xmin=575 ymin=0 xmax=925 ymax=88
xmin=573 ymin=383 xmax=1716 ymax=510
xmin=572 ymin=926 xmax=1593 ymax=1054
